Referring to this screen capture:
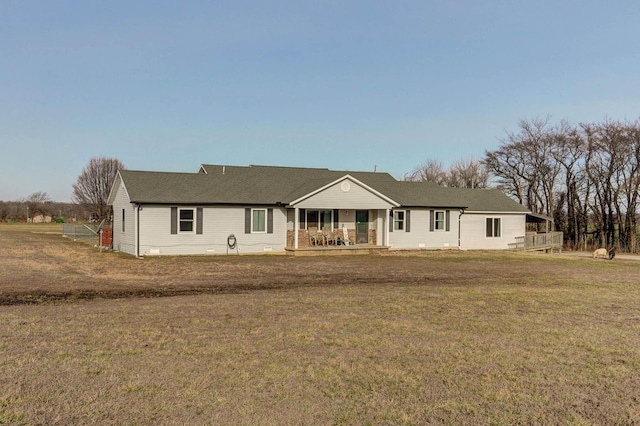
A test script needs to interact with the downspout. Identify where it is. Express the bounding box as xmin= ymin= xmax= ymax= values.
xmin=458 ymin=208 xmax=466 ymax=249
xmin=135 ymin=204 xmax=141 ymax=258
